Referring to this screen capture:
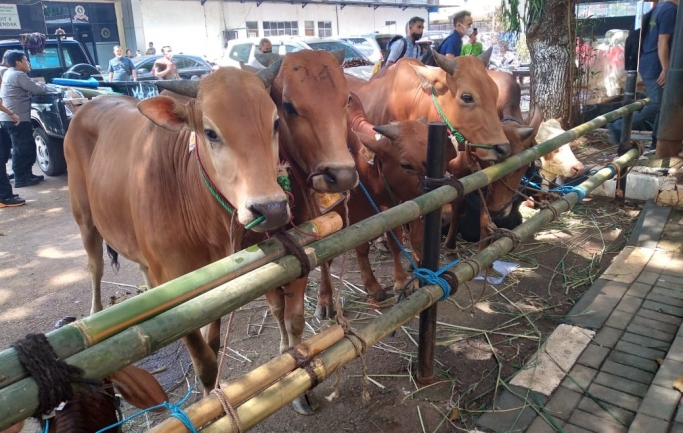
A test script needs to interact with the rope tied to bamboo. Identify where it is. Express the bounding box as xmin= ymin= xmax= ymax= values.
xmin=270 ymin=228 xmax=311 ymax=278
xmin=11 ymin=333 xmax=101 ymax=420
xmin=210 ymin=389 xmax=242 ymax=433
xmin=422 ymin=175 xmax=466 ymax=200
xmin=490 ymin=228 xmax=522 ymax=249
